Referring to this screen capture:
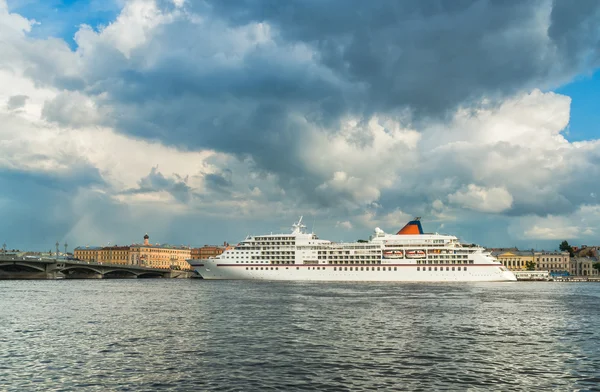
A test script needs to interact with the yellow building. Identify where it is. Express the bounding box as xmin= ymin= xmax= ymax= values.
xmin=129 ymin=234 xmax=192 ymax=270
xmin=98 ymin=246 xmax=131 ymax=265
xmin=191 ymin=245 xmax=225 ymax=259
xmin=74 ymin=246 xmax=102 ymax=262
xmin=493 ymin=251 xmax=534 ymax=271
